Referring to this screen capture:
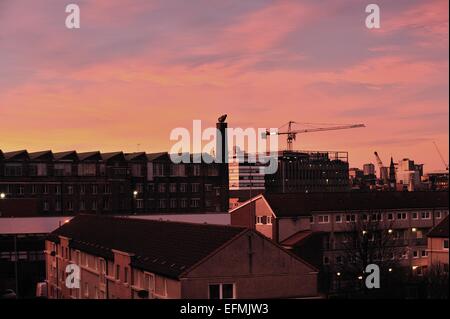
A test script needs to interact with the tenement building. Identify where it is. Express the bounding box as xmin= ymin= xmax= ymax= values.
xmin=0 ymin=150 xmax=228 ymax=215
xmin=230 ymin=191 xmax=449 ymax=291
xmin=45 ymin=215 xmax=319 ymax=299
